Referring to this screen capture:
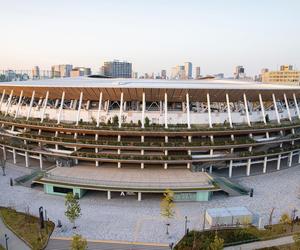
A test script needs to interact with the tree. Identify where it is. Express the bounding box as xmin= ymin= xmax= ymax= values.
xmin=144 ymin=116 xmax=150 ymax=127
xmin=293 ymin=232 xmax=300 ymax=248
xmin=160 ymin=189 xmax=175 ymax=219
xmin=71 ymin=234 xmax=87 ymax=250
xmin=265 ymin=114 xmax=270 ymax=123
xmin=112 ymin=115 xmax=119 ymax=126
xmin=279 ymin=213 xmax=292 ymax=225
xmin=209 ymin=233 xmax=224 ymax=250
xmin=0 ymin=158 xmax=6 ymax=176
xmin=138 ymin=120 xmax=142 ymax=127
xmin=65 ymin=193 xmax=81 ymax=229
